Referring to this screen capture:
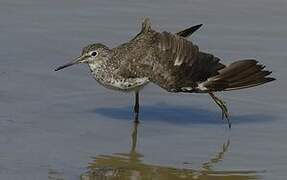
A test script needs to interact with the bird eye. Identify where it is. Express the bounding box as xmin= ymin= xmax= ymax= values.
xmin=90 ymin=51 xmax=98 ymax=56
